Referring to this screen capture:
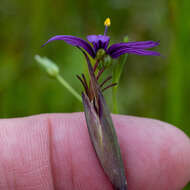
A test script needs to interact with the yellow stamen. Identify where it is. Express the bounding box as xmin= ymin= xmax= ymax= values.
xmin=104 ymin=18 xmax=111 ymax=27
